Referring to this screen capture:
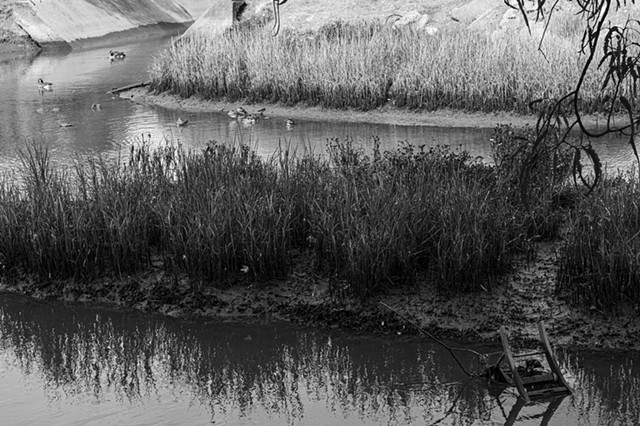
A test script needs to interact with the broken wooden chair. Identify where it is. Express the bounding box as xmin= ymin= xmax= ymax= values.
xmin=488 ymin=321 xmax=573 ymax=403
